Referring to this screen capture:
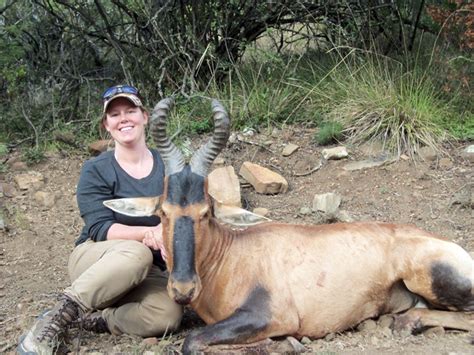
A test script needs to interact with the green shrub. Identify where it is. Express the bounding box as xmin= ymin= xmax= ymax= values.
xmin=22 ymin=147 xmax=45 ymax=165
xmin=315 ymin=121 xmax=343 ymax=145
